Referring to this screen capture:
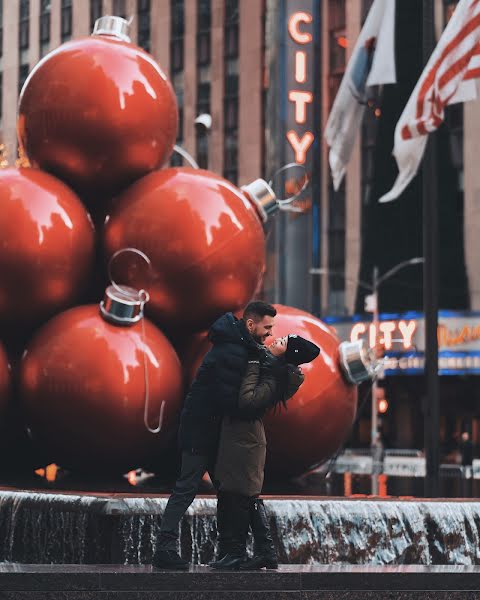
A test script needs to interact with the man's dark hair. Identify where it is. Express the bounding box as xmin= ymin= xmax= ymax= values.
xmin=243 ymin=301 xmax=276 ymax=321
